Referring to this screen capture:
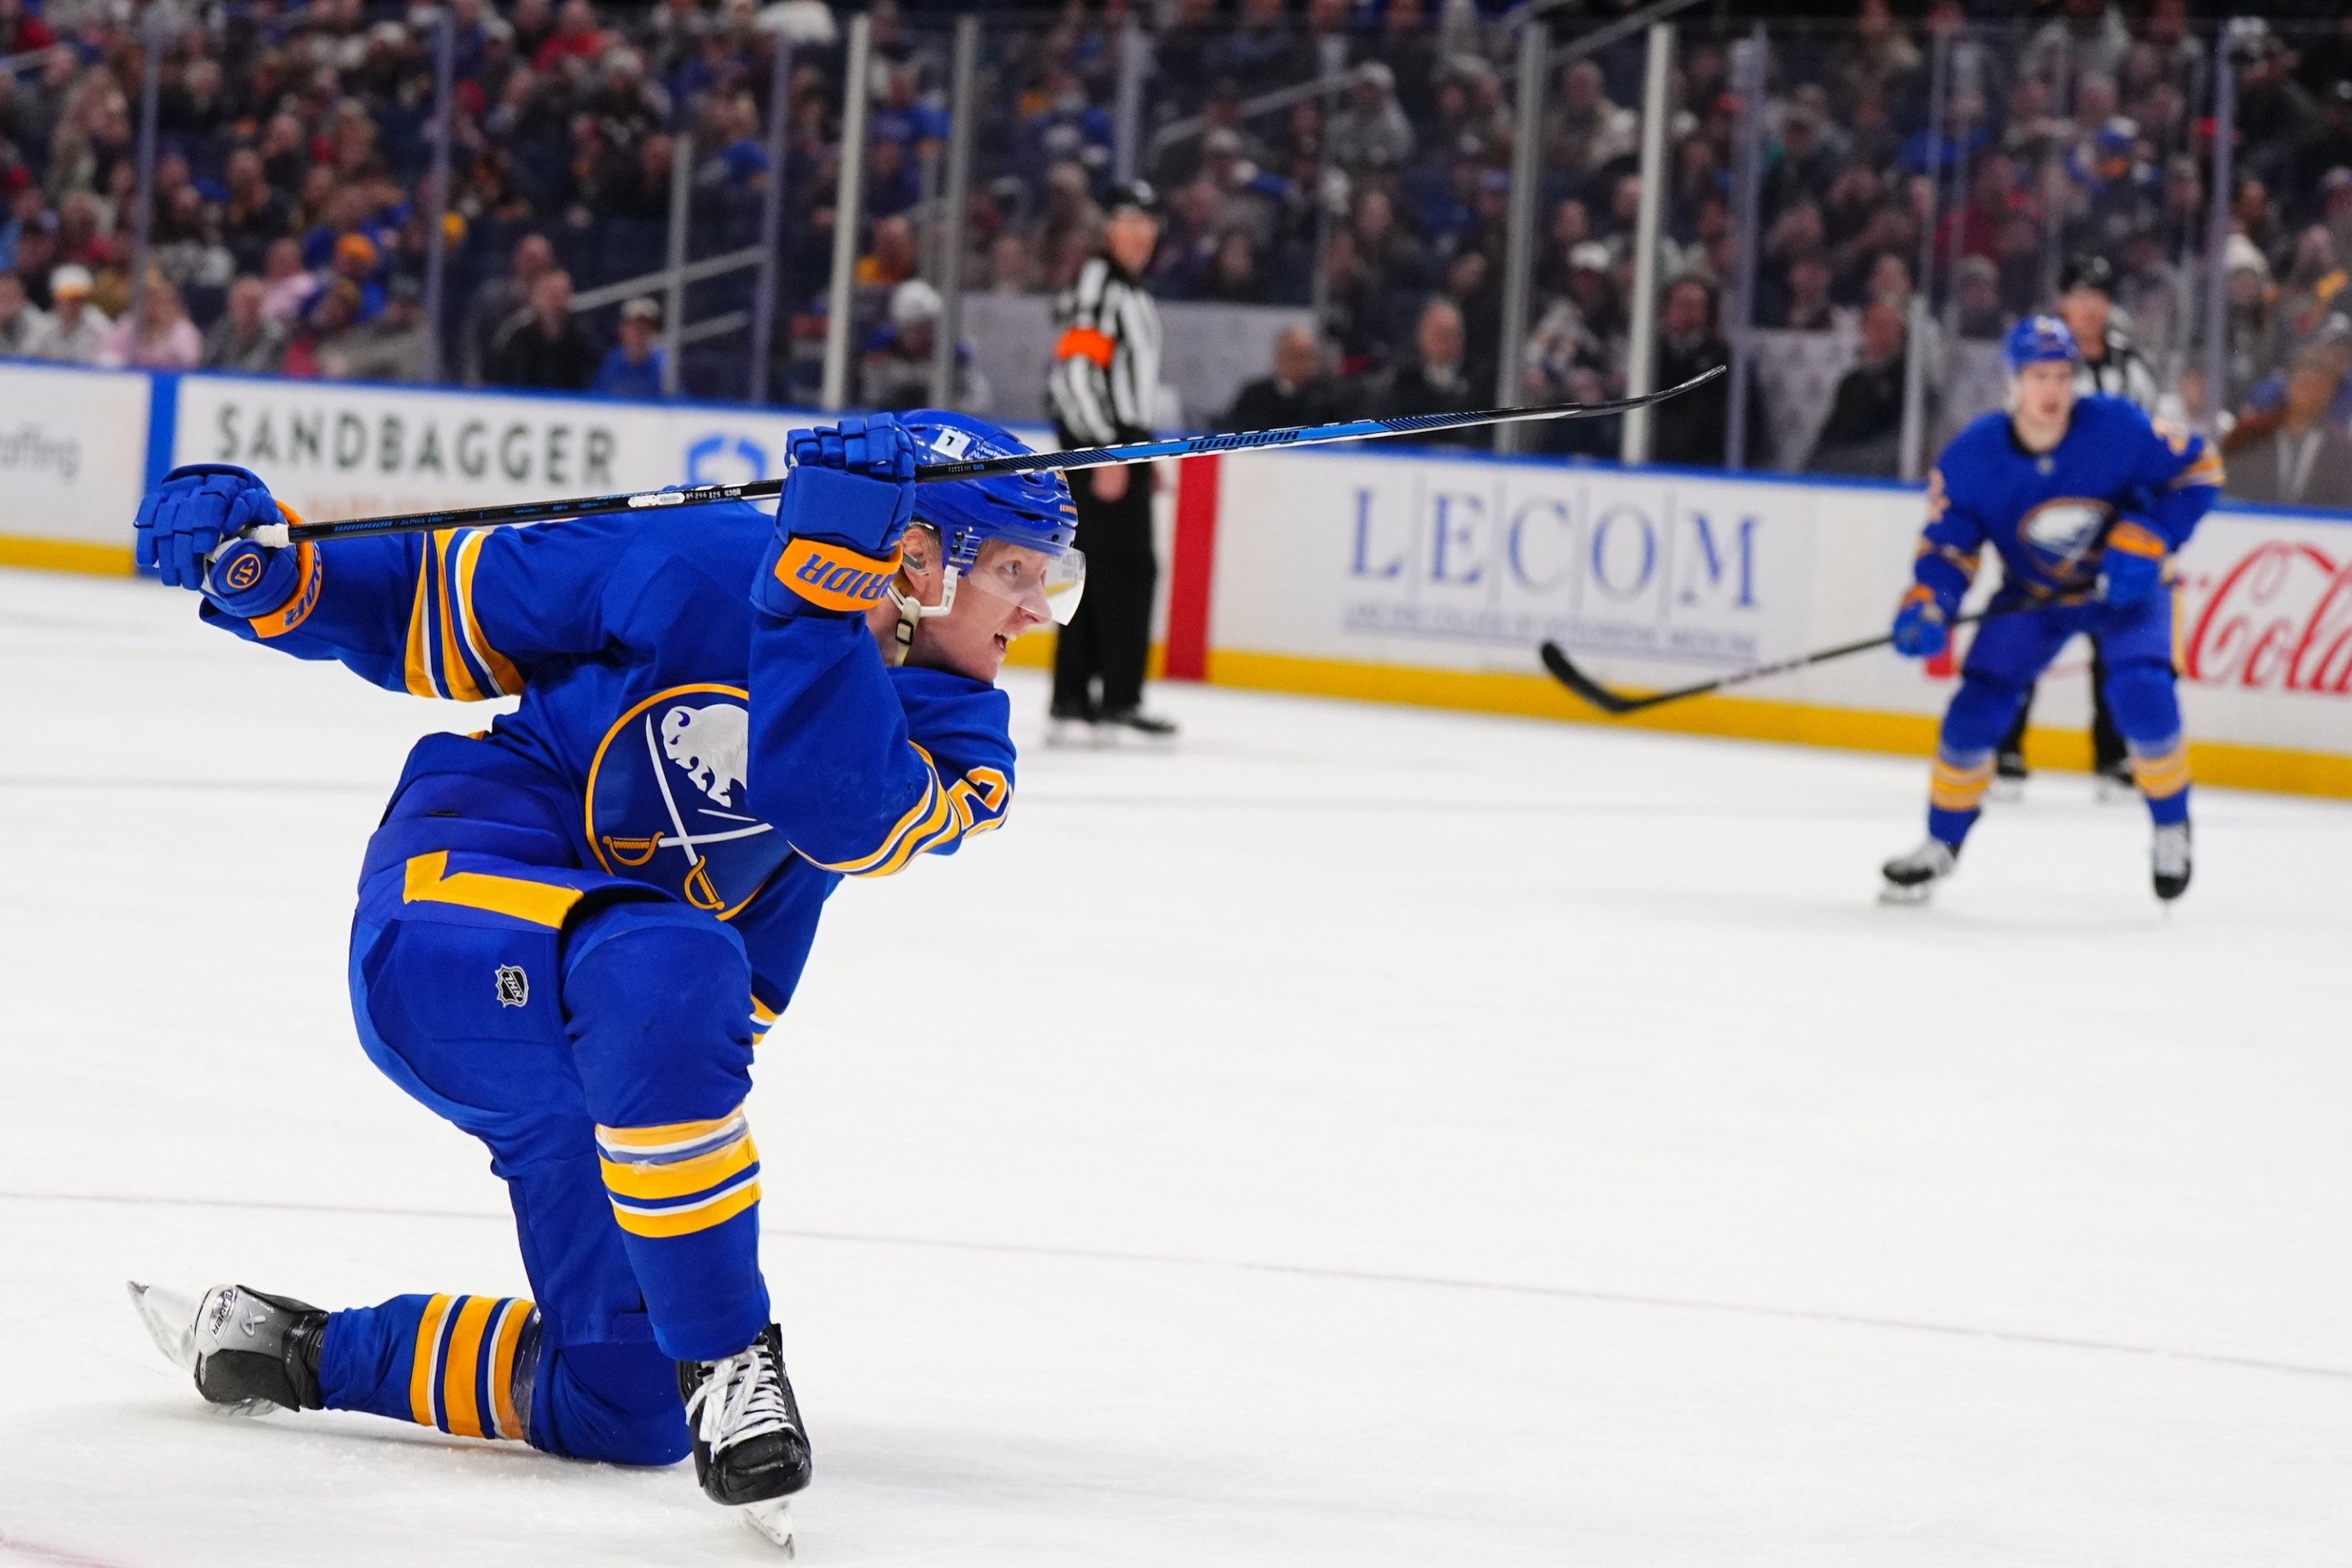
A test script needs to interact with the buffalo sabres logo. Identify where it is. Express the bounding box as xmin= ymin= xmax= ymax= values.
xmin=2017 ymin=498 xmax=2114 ymax=584
xmin=585 ymin=684 xmax=791 ymax=917
xmin=494 ymin=964 xmax=529 ymax=1008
